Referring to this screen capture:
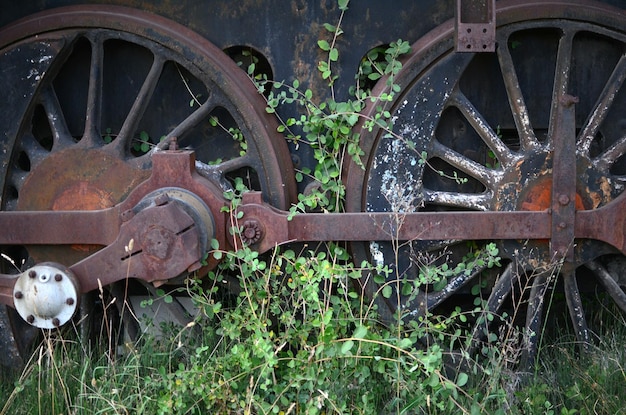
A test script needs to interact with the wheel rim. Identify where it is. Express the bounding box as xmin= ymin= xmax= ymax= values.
xmin=0 ymin=5 xmax=295 ymax=364
xmin=346 ymin=0 xmax=626 ymax=359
